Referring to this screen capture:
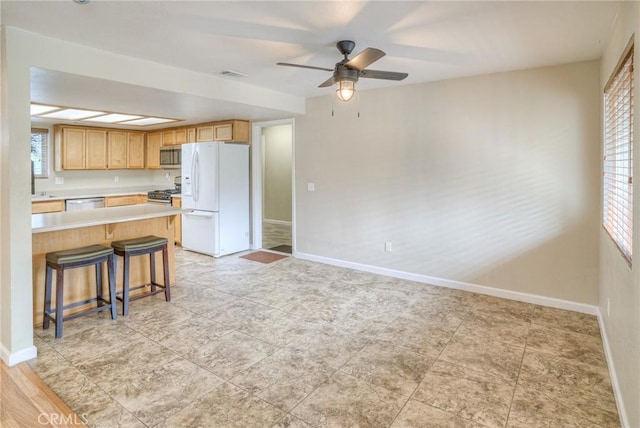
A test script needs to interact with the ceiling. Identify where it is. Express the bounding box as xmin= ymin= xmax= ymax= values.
xmin=1 ymin=1 xmax=621 ymax=126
